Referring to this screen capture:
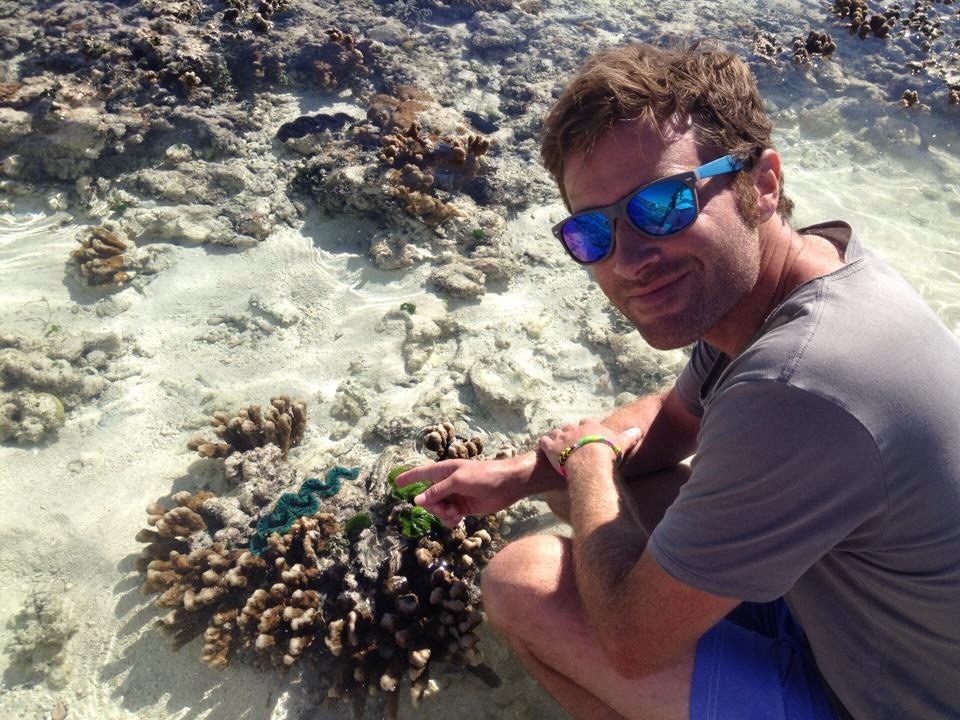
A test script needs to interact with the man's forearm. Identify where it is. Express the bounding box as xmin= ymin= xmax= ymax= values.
xmin=507 ymin=385 xmax=698 ymax=503
xmin=564 ymin=445 xmax=648 ymax=651
xmin=505 ymin=446 xmax=566 ymax=497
